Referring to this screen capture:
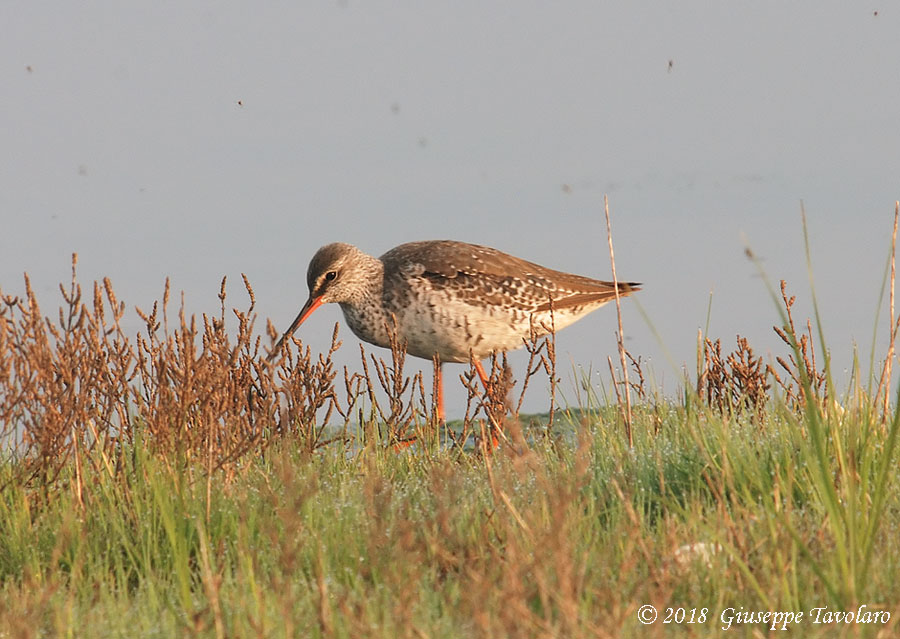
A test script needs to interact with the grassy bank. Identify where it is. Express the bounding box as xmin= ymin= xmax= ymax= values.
xmin=3 ymin=212 xmax=900 ymax=637
xmin=1 ymin=401 xmax=899 ymax=638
